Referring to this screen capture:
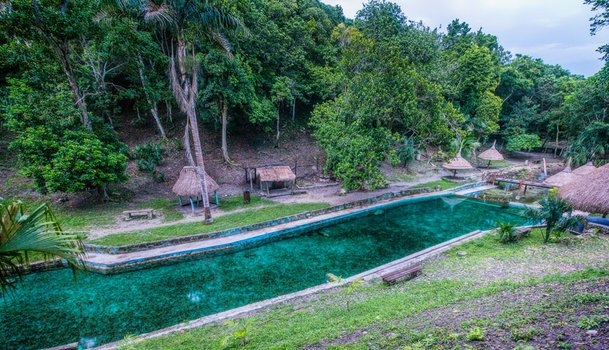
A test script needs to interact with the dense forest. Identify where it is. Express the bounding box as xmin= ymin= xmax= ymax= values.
xmin=1 ymin=0 xmax=608 ymax=195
